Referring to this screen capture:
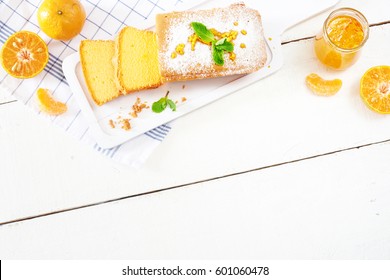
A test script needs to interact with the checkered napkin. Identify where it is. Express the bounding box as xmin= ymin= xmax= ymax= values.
xmin=0 ymin=0 xmax=194 ymax=167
